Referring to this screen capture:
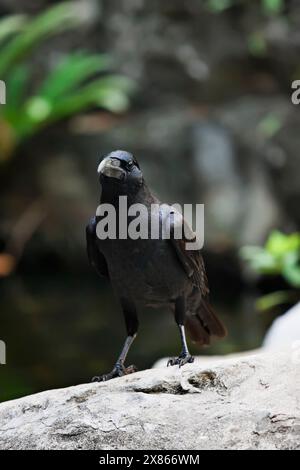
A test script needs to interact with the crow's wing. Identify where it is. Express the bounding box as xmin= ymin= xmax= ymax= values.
xmin=86 ymin=216 xmax=109 ymax=278
xmin=163 ymin=208 xmax=208 ymax=295
xmin=165 ymin=208 xmax=226 ymax=342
